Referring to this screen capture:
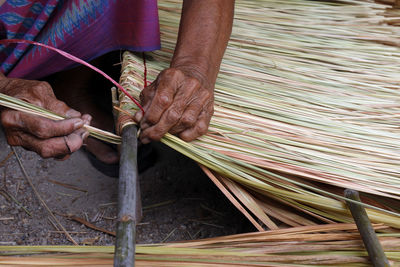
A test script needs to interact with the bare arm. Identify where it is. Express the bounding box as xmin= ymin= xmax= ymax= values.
xmin=172 ymin=0 xmax=234 ymax=88
xmin=135 ymin=0 xmax=234 ymax=143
